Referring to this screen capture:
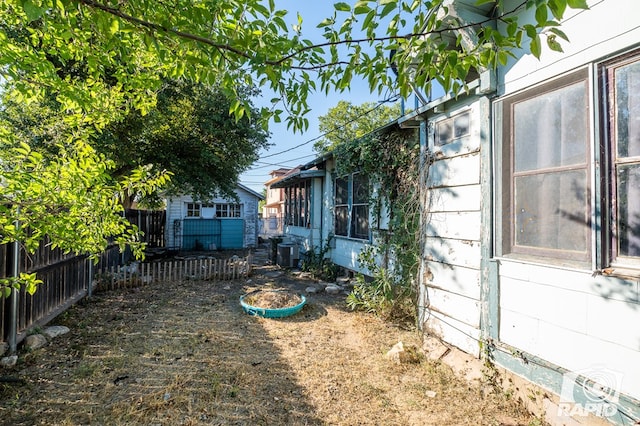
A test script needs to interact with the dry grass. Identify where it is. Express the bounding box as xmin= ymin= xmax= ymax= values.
xmin=0 ymin=262 xmax=542 ymax=426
